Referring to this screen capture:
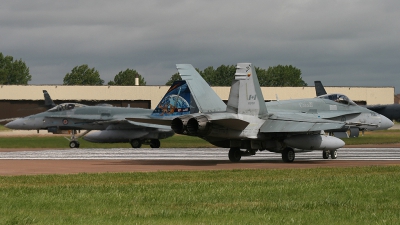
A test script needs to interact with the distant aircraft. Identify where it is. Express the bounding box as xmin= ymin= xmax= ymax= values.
xmin=132 ymin=63 xmax=380 ymax=162
xmin=5 ymin=81 xmax=198 ymax=148
xmin=315 ymin=80 xmax=399 ymax=127
xmin=365 ymin=104 xmax=400 ymax=121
